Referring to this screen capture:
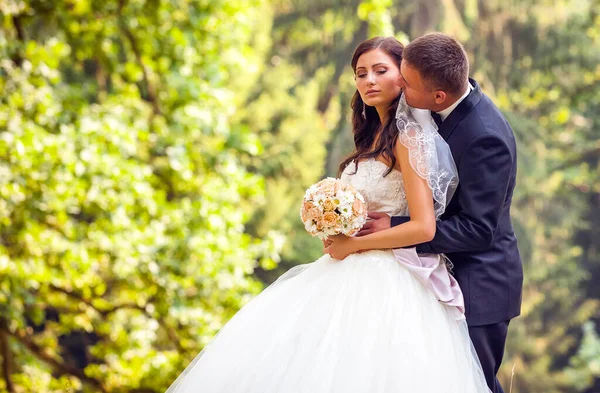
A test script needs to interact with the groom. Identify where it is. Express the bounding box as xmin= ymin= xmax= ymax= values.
xmin=361 ymin=33 xmax=523 ymax=393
